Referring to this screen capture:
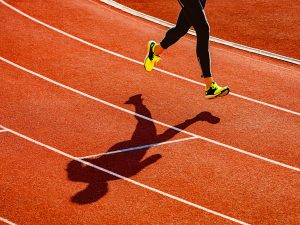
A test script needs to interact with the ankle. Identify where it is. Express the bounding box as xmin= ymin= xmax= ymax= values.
xmin=154 ymin=44 xmax=164 ymax=56
xmin=204 ymin=77 xmax=214 ymax=89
